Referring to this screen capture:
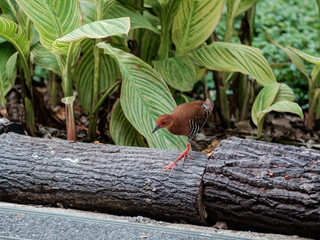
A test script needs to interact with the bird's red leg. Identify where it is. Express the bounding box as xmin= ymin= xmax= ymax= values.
xmin=163 ymin=142 xmax=193 ymax=172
